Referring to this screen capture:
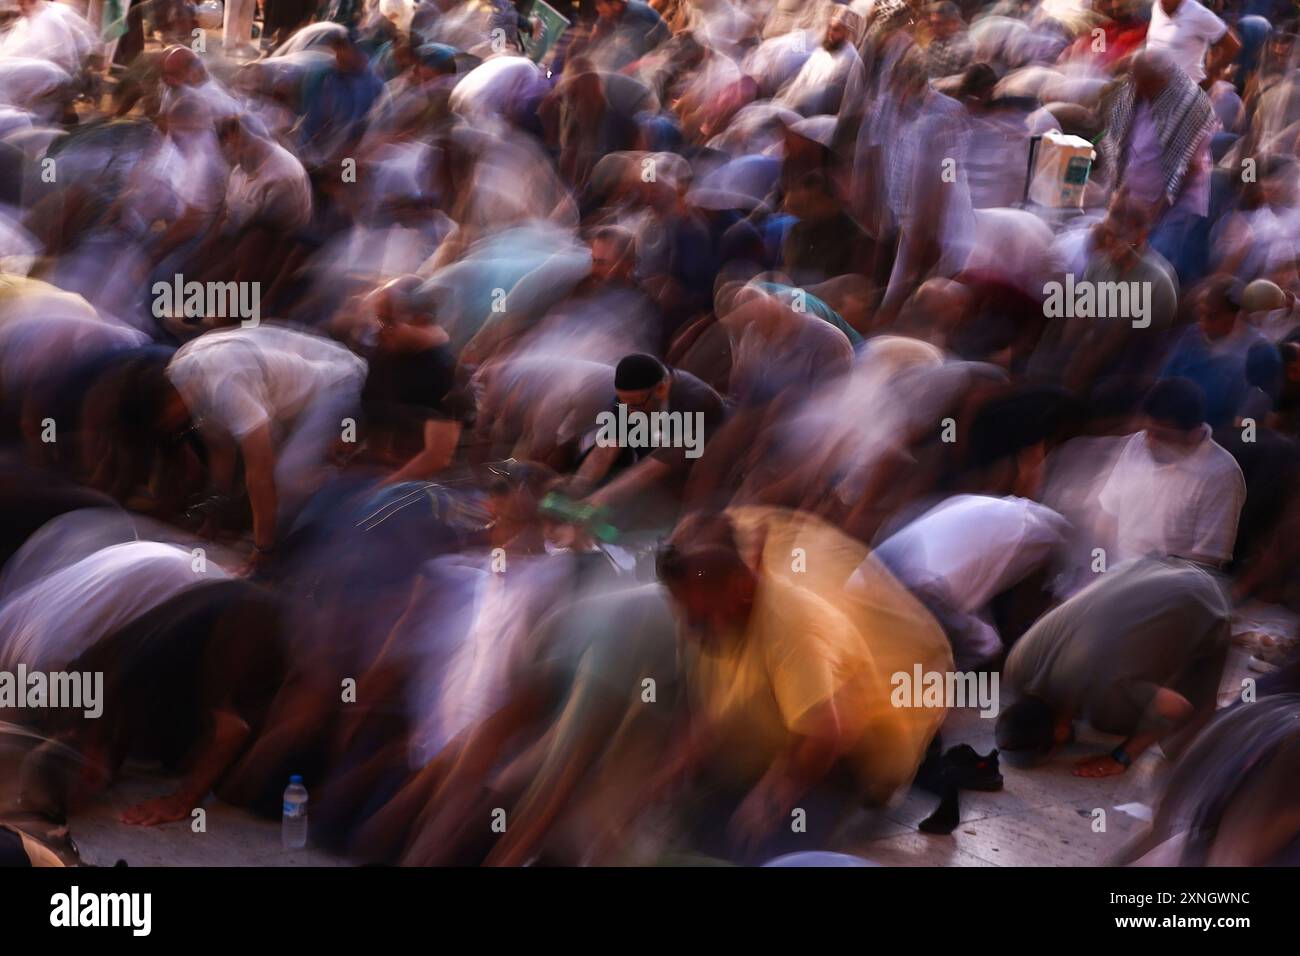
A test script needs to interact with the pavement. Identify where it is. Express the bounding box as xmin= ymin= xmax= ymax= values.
xmin=66 ymin=769 xmax=345 ymax=867
xmin=840 ymin=701 xmax=1158 ymax=866
xmin=839 ymin=645 xmax=1260 ymax=866
xmin=0 ymin=627 xmax=1252 ymax=867
xmin=56 ymin=710 xmax=1167 ymax=868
